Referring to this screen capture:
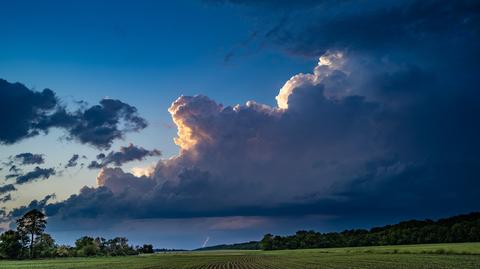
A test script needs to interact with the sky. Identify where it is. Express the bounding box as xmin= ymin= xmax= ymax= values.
xmin=0 ymin=0 xmax=479 ymax=249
